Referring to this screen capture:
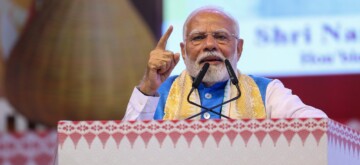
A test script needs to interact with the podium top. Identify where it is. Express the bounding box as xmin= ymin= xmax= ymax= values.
xmin=57 ymin=118 xmax=359 ymax=149
xmin=57 ymin=118 xmax=360 ymax=165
